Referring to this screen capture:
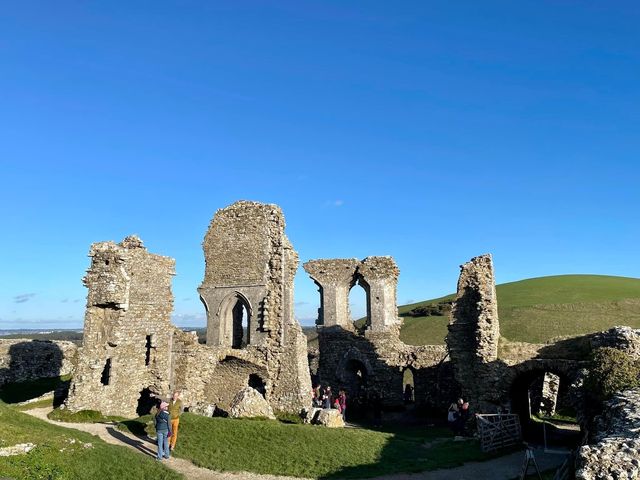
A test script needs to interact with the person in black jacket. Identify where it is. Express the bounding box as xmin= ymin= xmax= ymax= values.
xmin=155 ymin=401 xmax=173 ymax=460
